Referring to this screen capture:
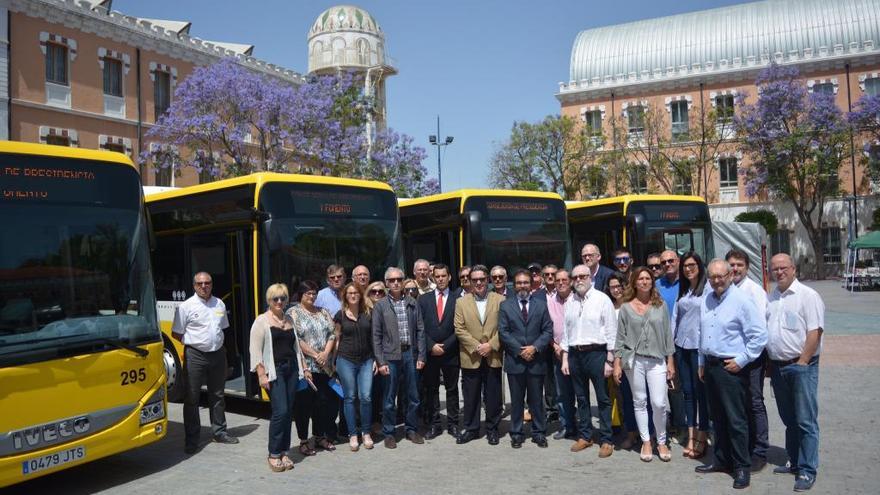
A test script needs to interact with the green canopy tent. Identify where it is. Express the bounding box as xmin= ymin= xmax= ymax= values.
xmin=845 ymin=231 xmax=880 ymax=291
